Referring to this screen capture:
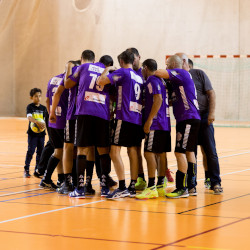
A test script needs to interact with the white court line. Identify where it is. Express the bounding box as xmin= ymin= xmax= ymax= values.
xmin=0 ymin=188 xmax=42 ymax=197
xmin=0 ymin=200 xmax=105 ymax=224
